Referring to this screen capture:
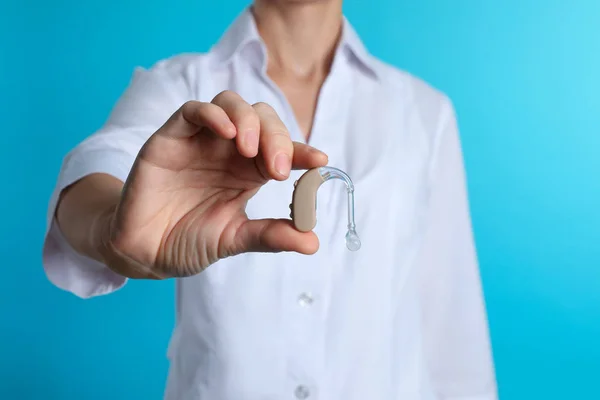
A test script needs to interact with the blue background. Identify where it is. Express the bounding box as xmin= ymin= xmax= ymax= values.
xmin=1 ymin=0 xmax=599 ymax=398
